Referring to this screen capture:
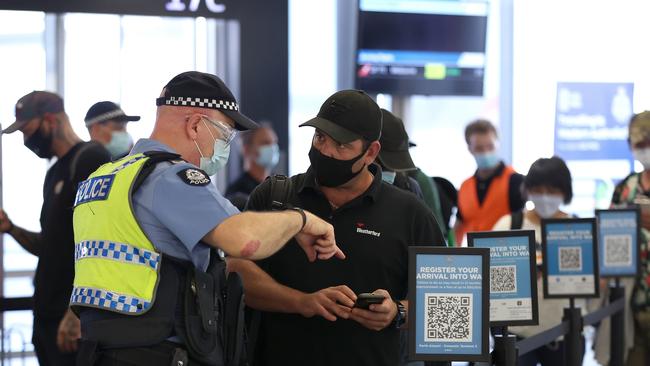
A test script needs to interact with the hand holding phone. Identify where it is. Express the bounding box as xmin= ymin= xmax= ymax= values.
xmin=354 ymin=293 xmax=386 ymax=310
